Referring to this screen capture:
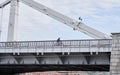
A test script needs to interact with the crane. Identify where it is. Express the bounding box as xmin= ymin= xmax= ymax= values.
xmin=0 ymin=0 xmax=111 ymax=41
